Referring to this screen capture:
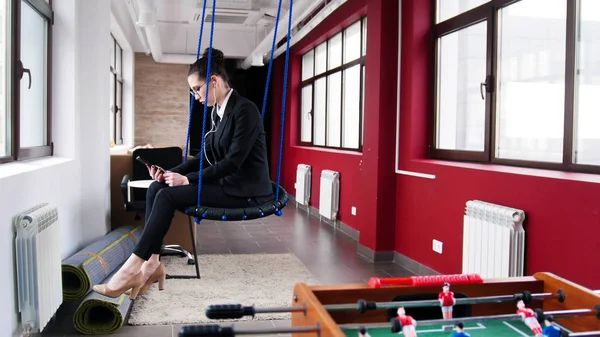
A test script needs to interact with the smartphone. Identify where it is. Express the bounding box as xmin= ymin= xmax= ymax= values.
xmin=136 ymin=156 xmax=165 ymax=173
